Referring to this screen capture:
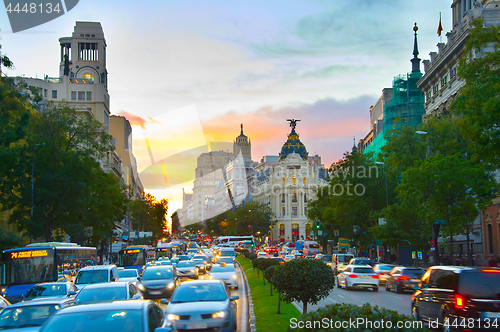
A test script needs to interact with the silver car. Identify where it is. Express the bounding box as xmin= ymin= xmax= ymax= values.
xmin=166 ymin=280 xmax=238 ymax=332
xmin=175 ymin=260 xmax=198 ymax=280
xmin=208 ymin=264 xmax=239 ymax=289
xmin=75 ymin=281 xmax=142 ymax=304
